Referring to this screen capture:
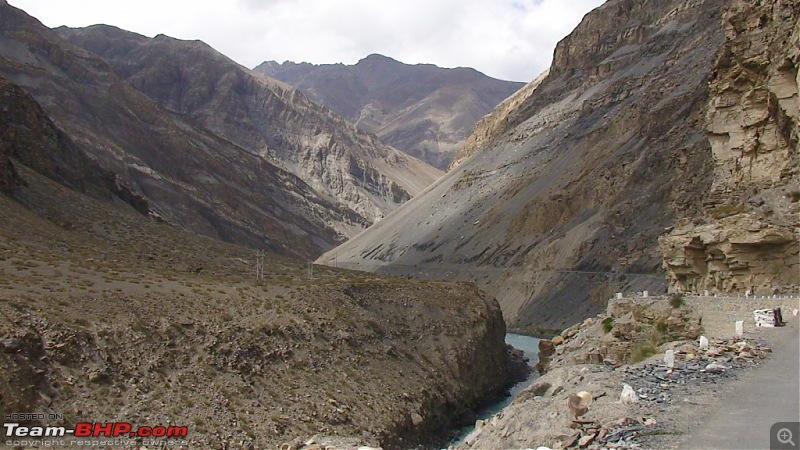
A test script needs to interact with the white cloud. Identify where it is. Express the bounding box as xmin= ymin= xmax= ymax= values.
xmin=9 ymin=0 xmax=605 ymax=81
